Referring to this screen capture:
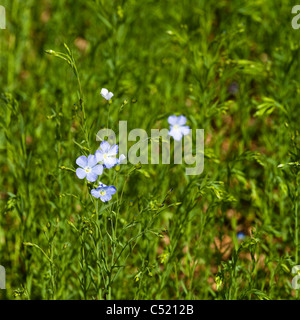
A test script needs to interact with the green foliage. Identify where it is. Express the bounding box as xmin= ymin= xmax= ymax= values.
xmin=0 ymin=0 xmax=300 ymax=300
